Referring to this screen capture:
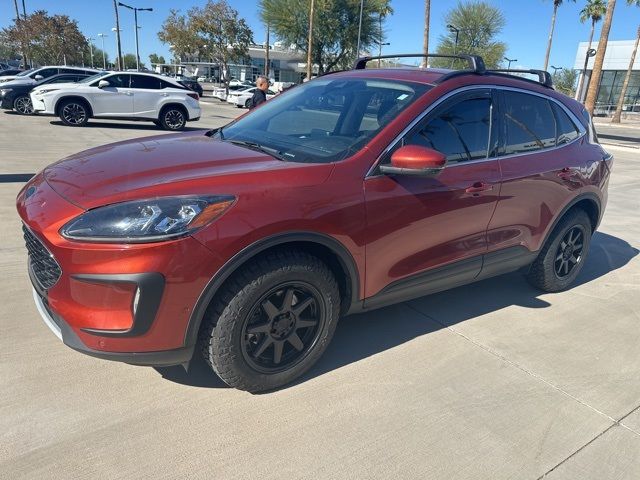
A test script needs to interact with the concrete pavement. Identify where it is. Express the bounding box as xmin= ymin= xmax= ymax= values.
xmin=0 ymin=104 xmax=639 ymax=479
